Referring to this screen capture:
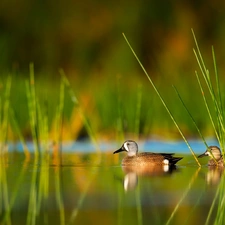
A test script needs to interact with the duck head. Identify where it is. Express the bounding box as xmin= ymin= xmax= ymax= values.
xmin=113 ymin=140 xmax=138 ymax=157
xmin=198 ymin=146 xmax=222 ymax=161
